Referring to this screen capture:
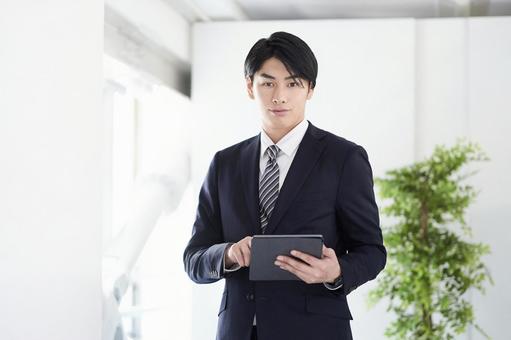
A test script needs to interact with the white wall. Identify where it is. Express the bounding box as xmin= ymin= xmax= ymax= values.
xmin=416 ymin=19 xmax=468 ymax=159
xmin=191 ymin=17 xmax=511 ymax=340
xmin=466 ymin=17 xmax=511 ymax=339
xmin=0 ymin=1 xmax=104 ymax=340
xmin=416 ymin=17 xmax=511 ymax=339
